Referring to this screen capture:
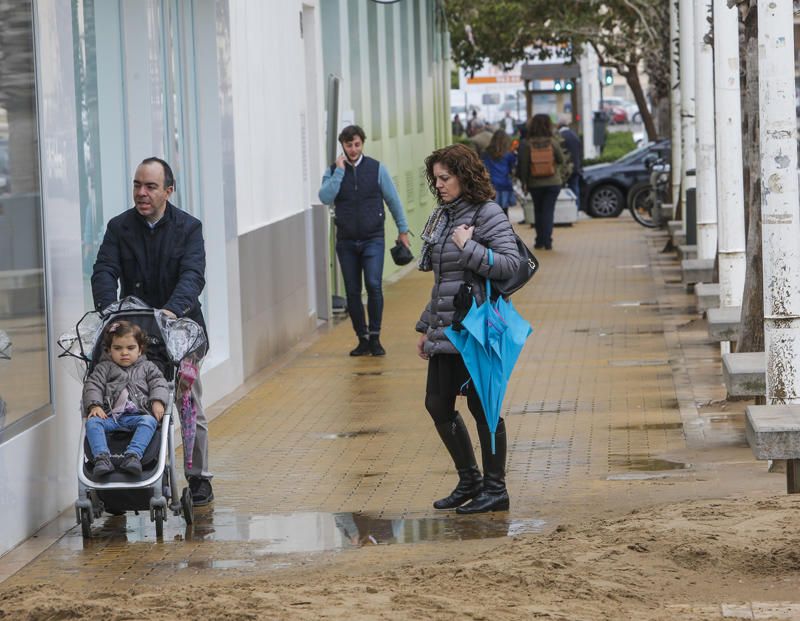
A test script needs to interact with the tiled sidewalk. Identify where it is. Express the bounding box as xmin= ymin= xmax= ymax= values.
xmin=0 ymin=211 xmax=779 ymax=588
